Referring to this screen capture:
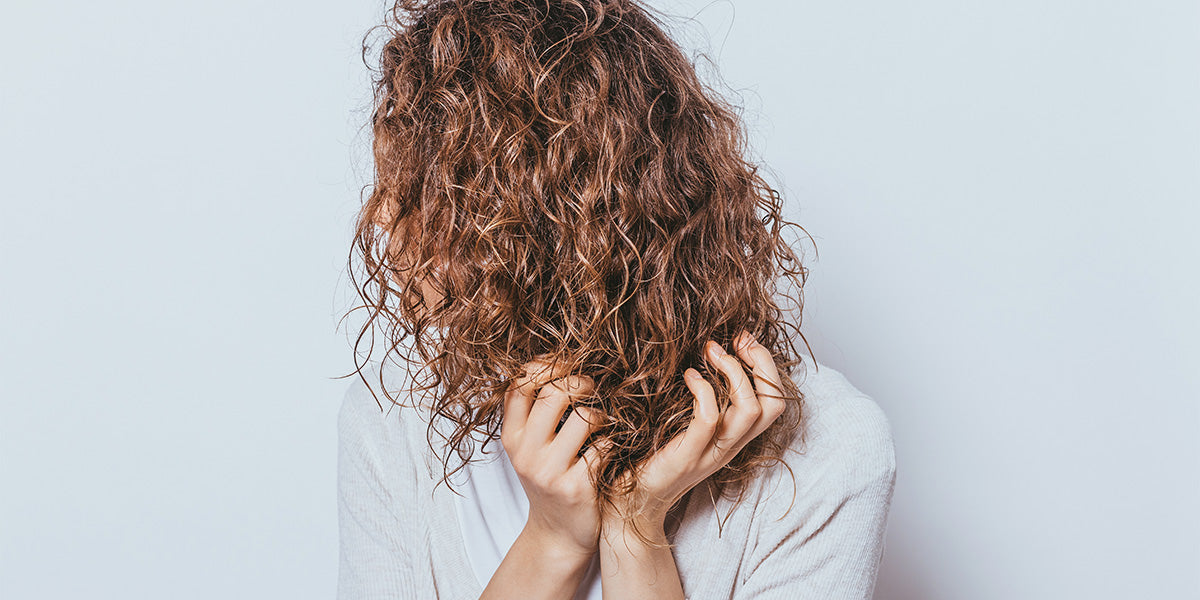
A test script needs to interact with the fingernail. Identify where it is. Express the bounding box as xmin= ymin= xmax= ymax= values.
xmin=709 ymin=340 xmax=726 ymax=355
